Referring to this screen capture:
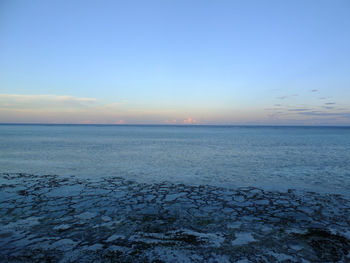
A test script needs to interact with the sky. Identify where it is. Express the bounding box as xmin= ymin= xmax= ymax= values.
xmin=1 ymin=0 xmax=350 ymax=125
